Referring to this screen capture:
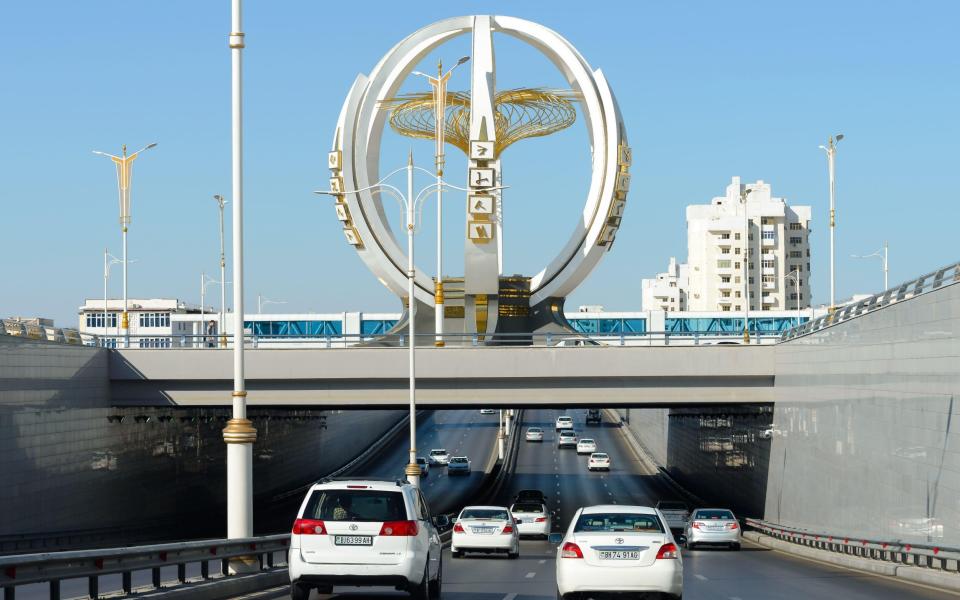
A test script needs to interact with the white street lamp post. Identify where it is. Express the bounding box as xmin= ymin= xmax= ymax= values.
xmin=93 ymin=142 xmax=157 ymax=348
xmin=852 ymin=240 xmax=889 ymax=291
xmin=103 ymin=250 xmax=124 ymax=345
xmin=201 ymin=273 xmax=224 ymax=348
xmin=819 ymin=134 xmax=844 ymax=310
xmin=740 ymin=187 xmax=753 ymax=343
xmin=214 ymin=195 xmax=229 ymax=346
xmin=785 ymin=269 xmax=801 ymax=328
xmin=315 ymin=153 xmax=505 ymax=488
xmin=221 ymin=0 xmax=257 ymax=576
xmin=257 ymin=295 xmax=287 ymax=314
xmin=412 ymin=56 xmax=470 ymax=348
